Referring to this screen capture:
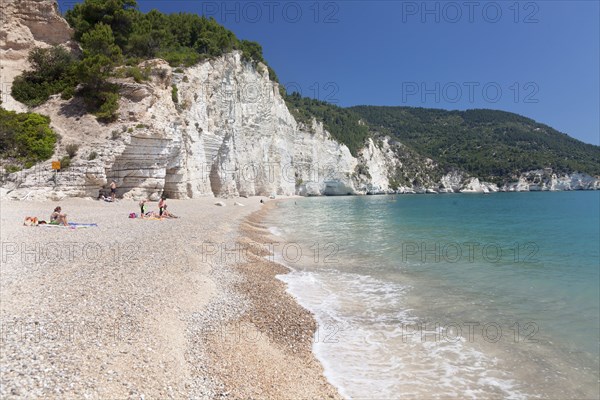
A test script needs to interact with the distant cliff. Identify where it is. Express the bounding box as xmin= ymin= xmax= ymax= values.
xmin=350 ymin=106 xmax=600 ymax=186
xmin=1 ymin=1 xmax=598 ymax=200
